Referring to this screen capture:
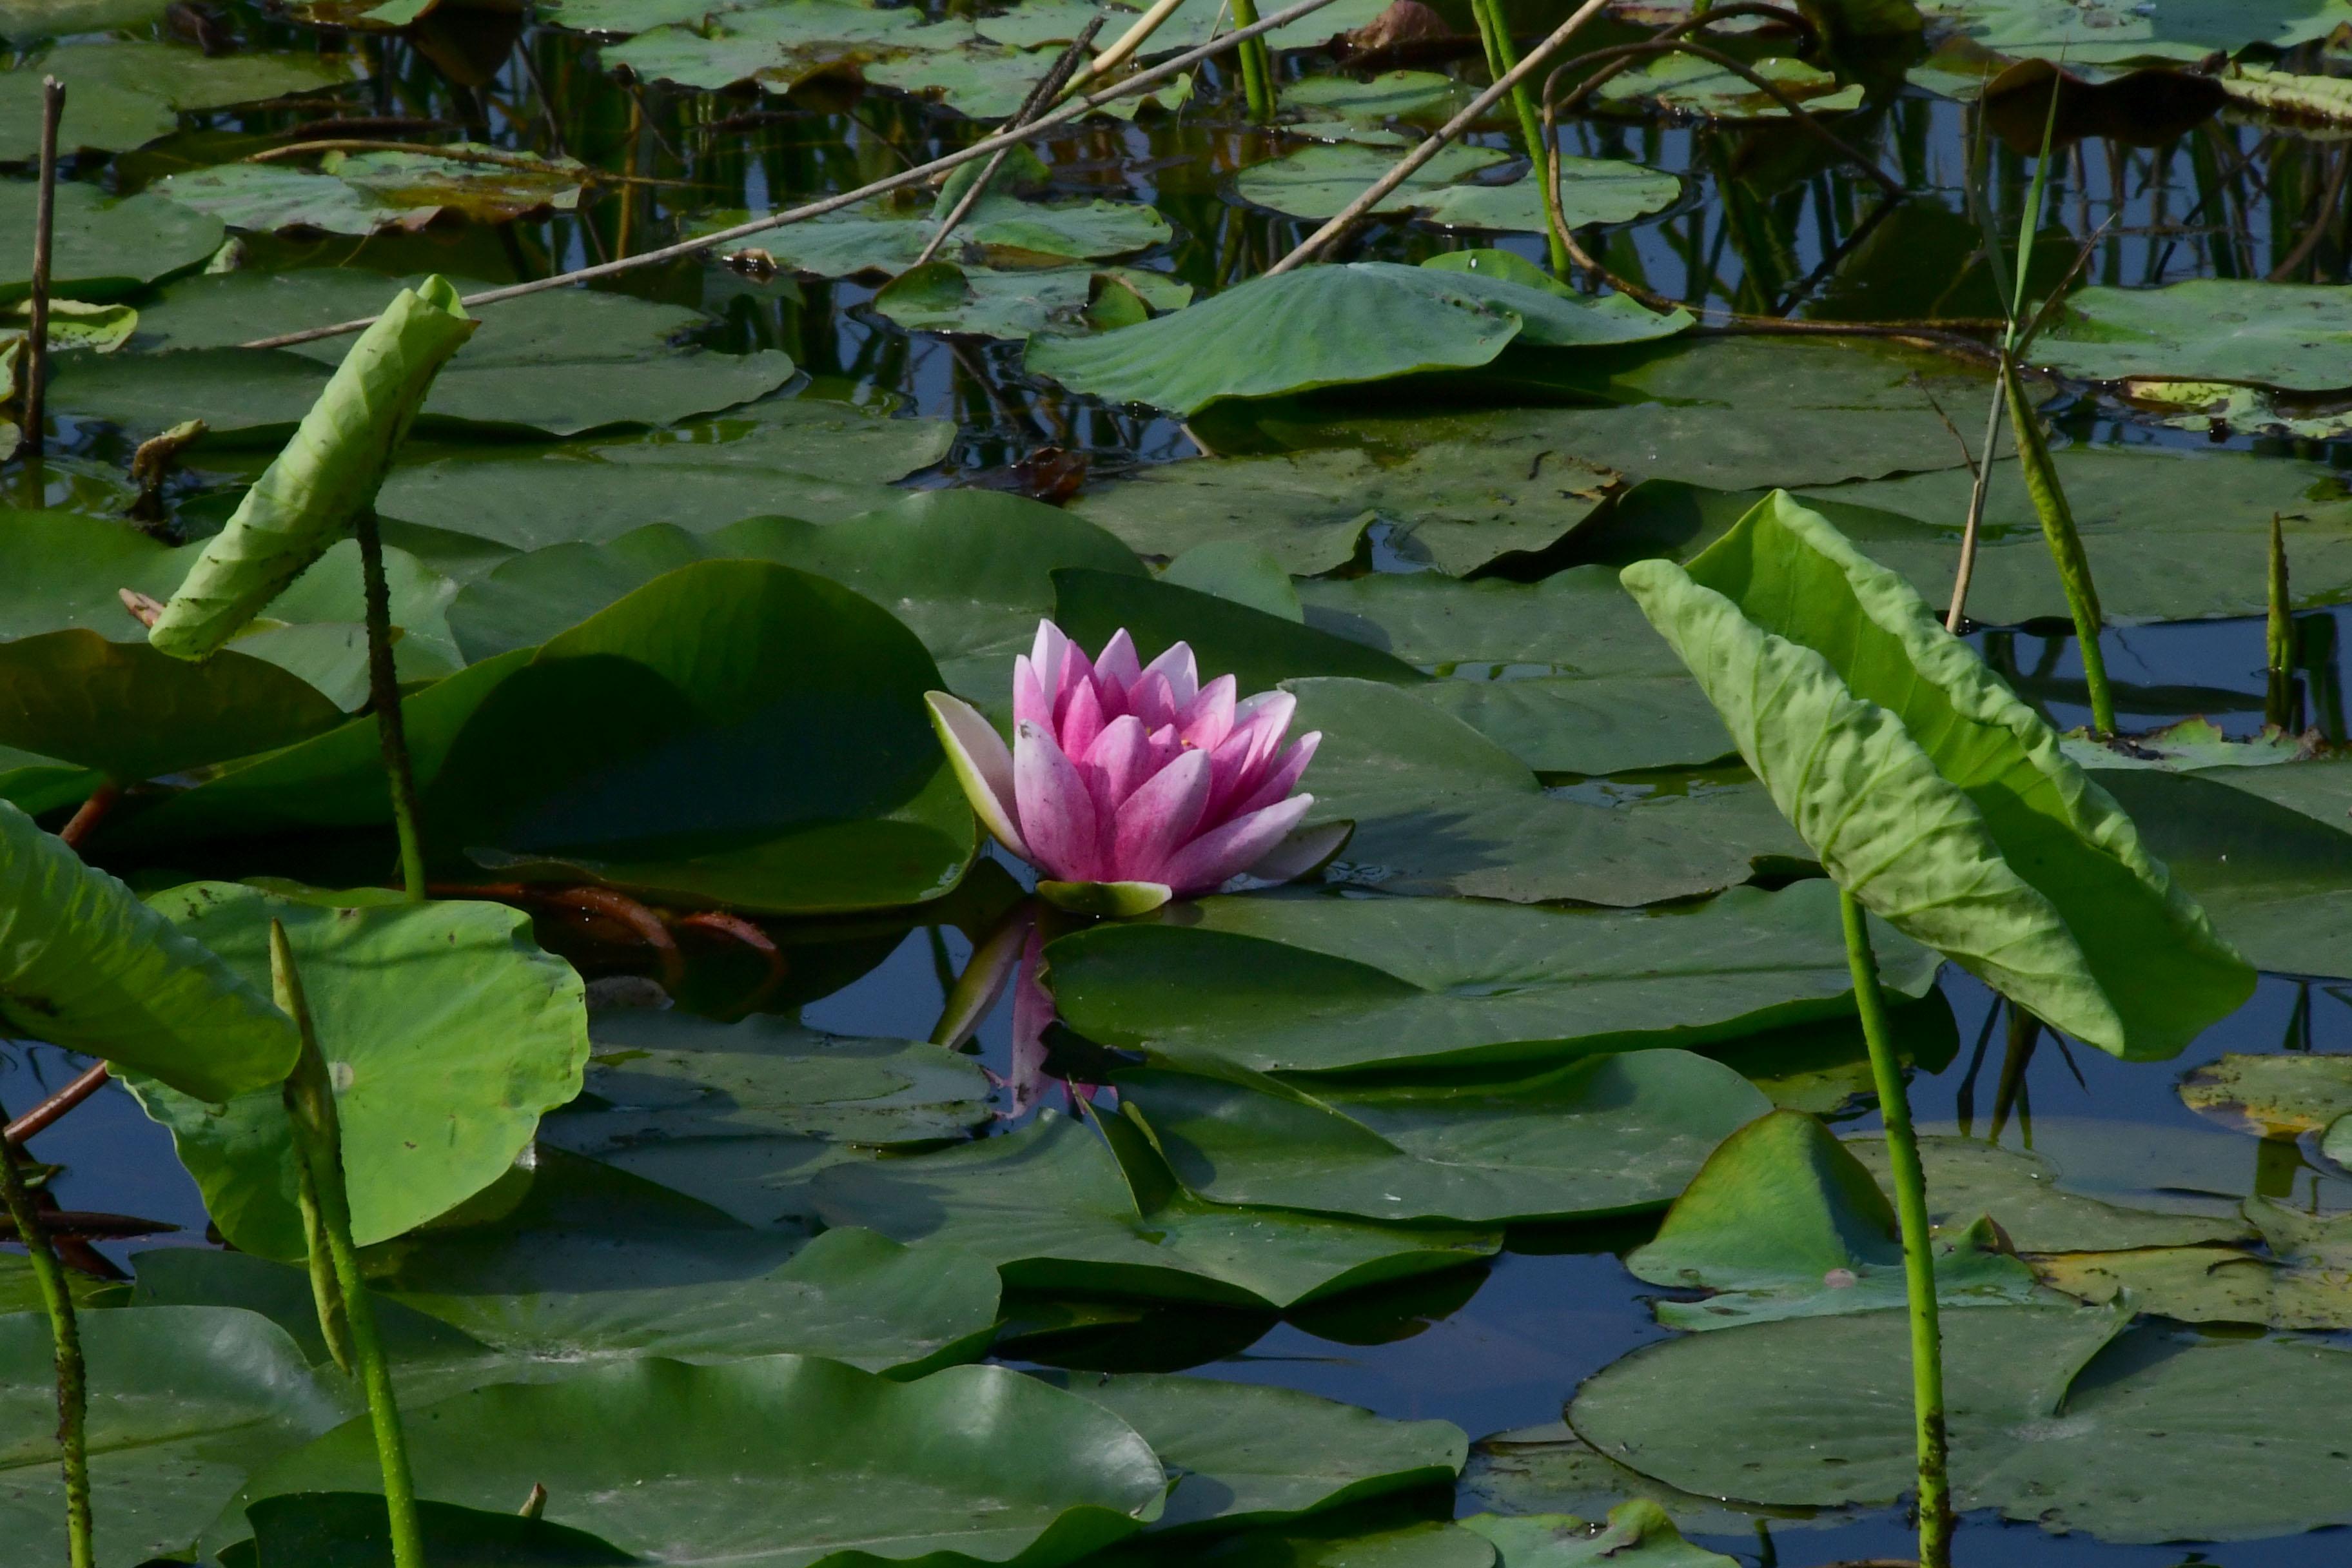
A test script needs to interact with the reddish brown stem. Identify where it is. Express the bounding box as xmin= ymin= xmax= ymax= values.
xmin=550 ymin=888 xmax=685 ymax=989
xmin=0 ymin=1208 xmax=180 ymax=1242
xmin=55 ymin=785 xmax=120 ymax=851
xmin=3 ymin=1064 xmax=110 ymax=1148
